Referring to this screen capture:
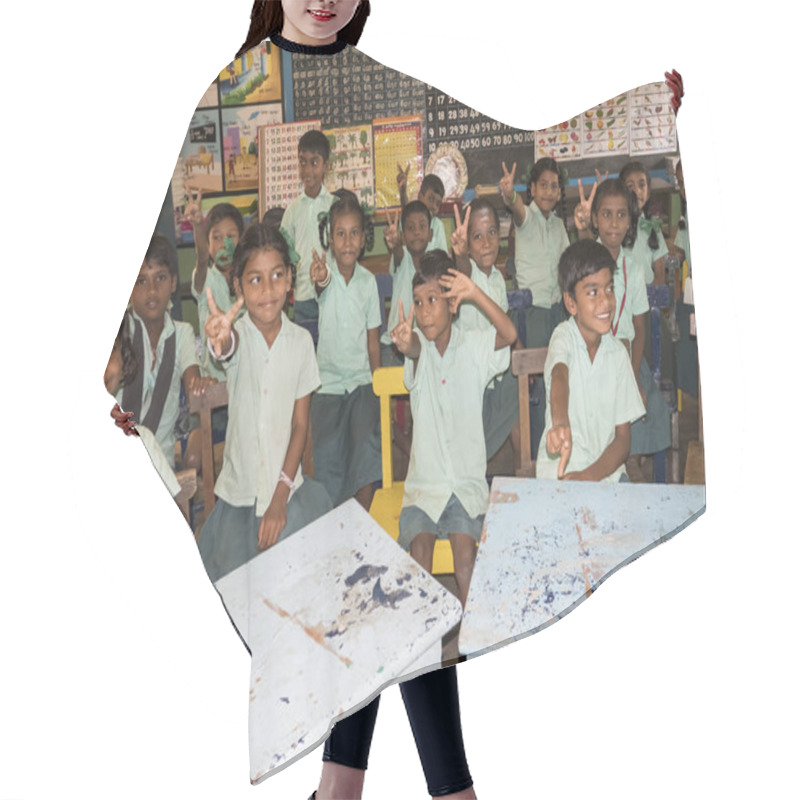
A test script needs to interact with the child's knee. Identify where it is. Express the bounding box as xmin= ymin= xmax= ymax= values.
xmin=410 ymin=533 xmax=435 ymax=569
